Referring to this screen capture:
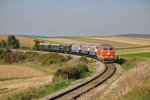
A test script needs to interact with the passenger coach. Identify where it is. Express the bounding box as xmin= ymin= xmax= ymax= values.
xmin=38 ymin=43 xmax=115 ymax=62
